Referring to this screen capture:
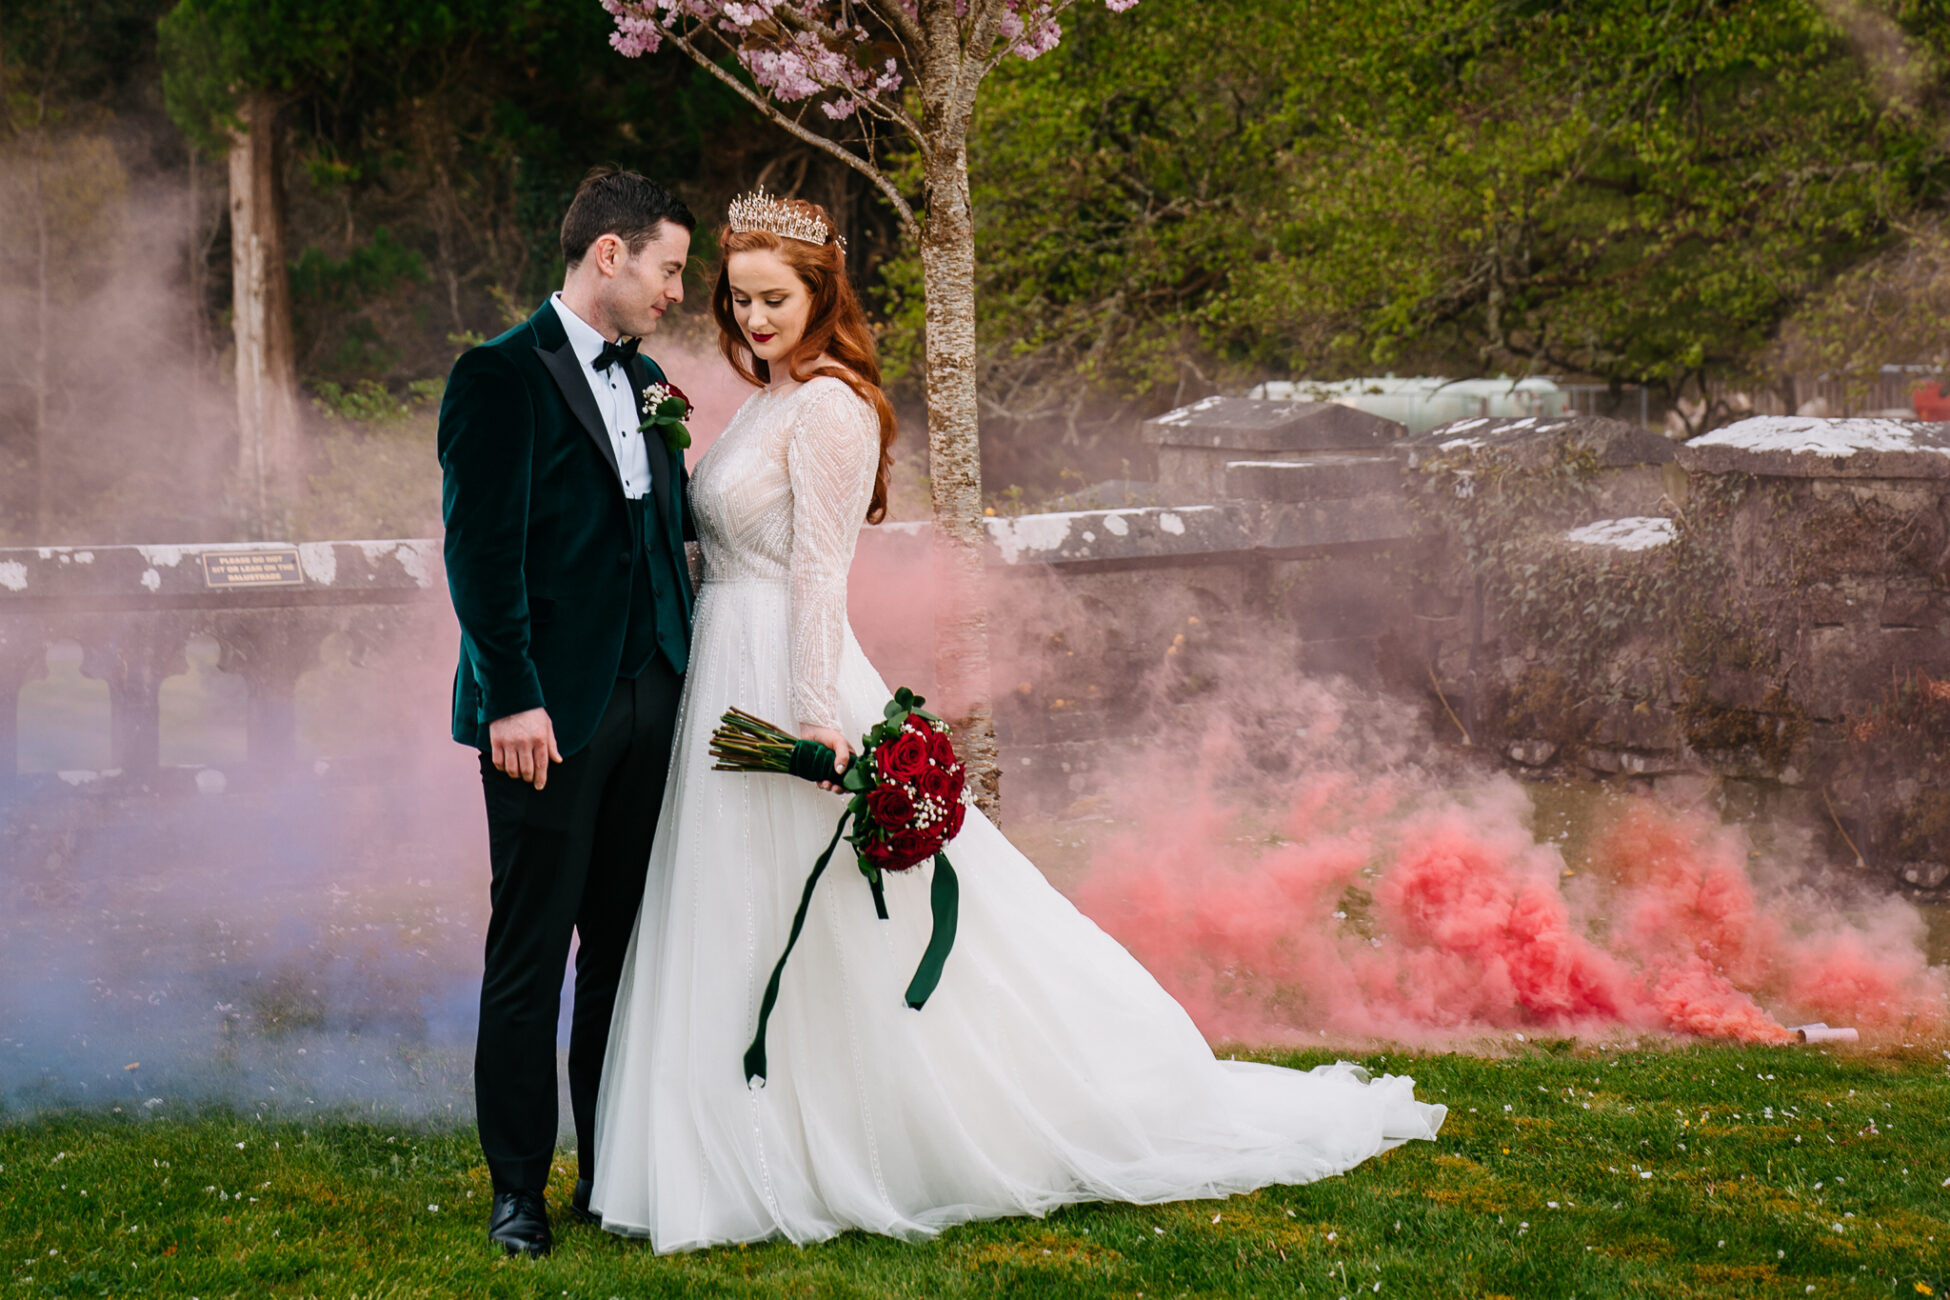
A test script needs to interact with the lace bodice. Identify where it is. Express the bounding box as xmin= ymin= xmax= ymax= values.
xmin=690 ymin=376 xmax=880 ymax=731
